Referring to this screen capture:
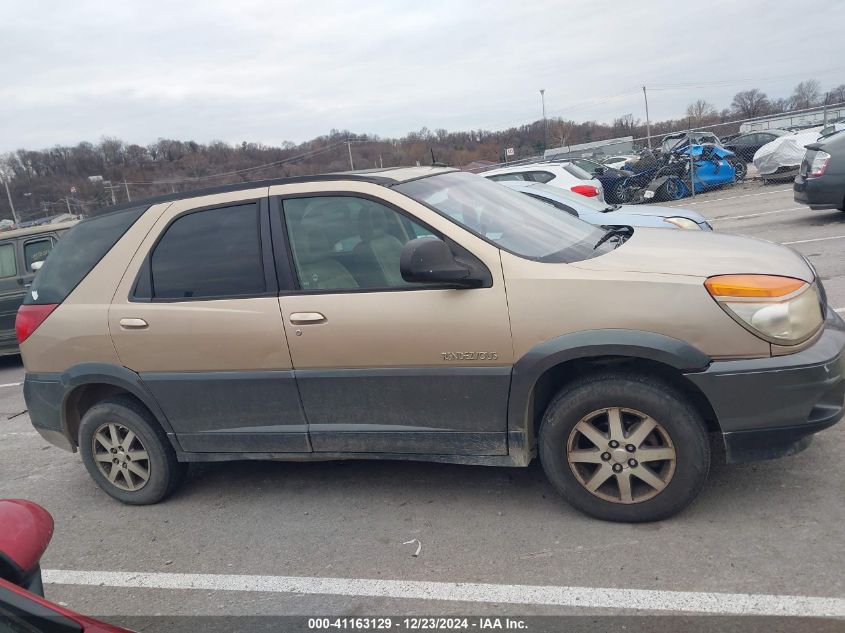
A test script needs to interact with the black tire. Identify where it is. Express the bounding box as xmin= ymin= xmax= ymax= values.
xmin=732 ymin=159 xmax=748 ymax=181
xmin=78 ymin=396 xmax=187 ymax=505
xmin=539 ymin=373 xmax=710 ymax=522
